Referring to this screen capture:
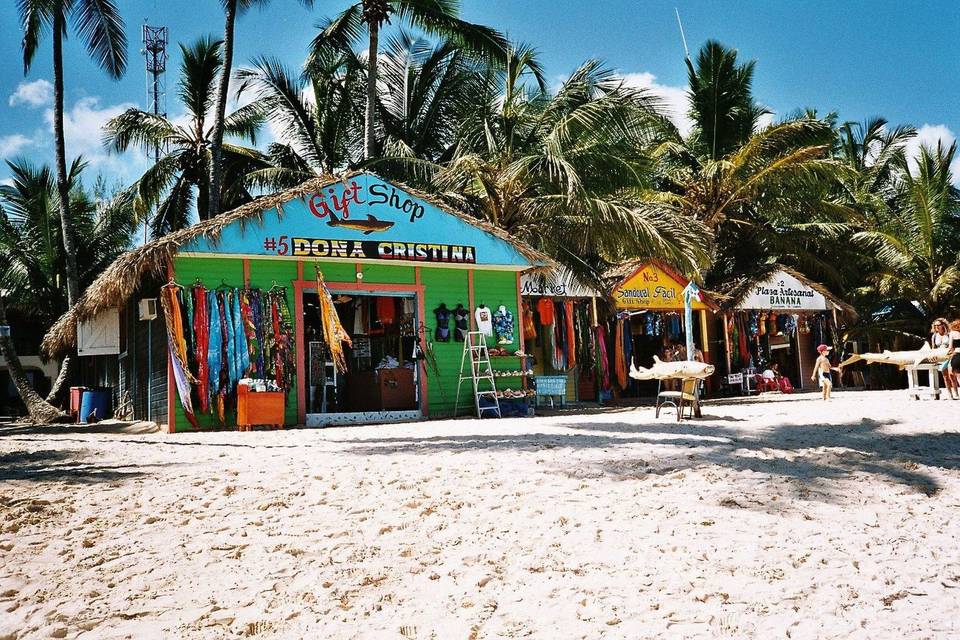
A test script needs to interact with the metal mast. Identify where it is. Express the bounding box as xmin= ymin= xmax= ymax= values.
xmin=141 ymin=23 xmax=168 ymax=242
